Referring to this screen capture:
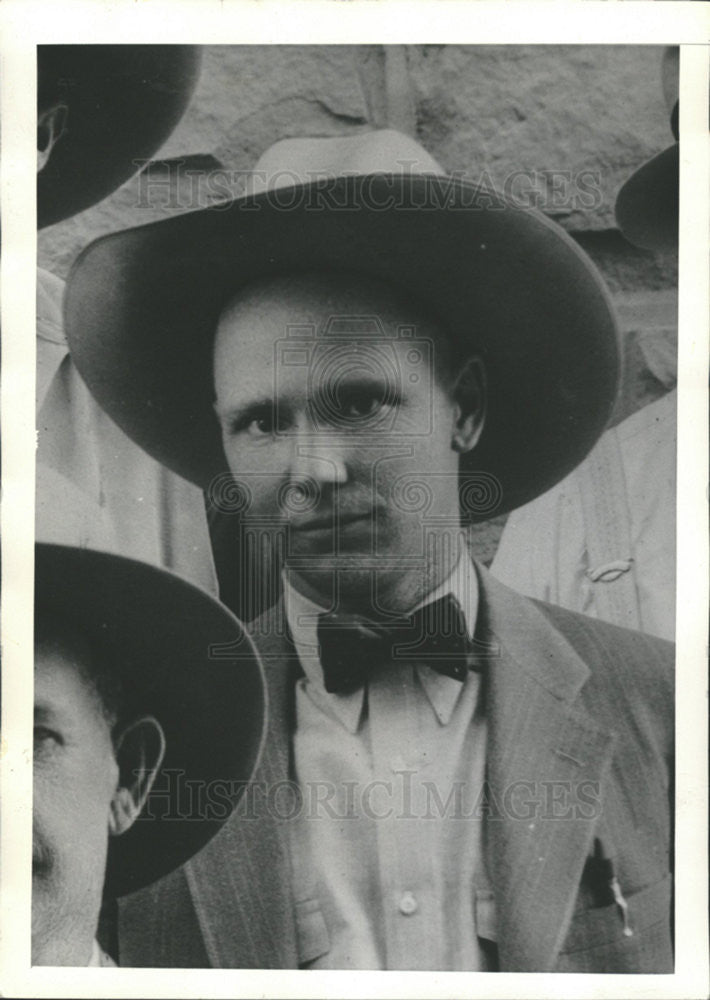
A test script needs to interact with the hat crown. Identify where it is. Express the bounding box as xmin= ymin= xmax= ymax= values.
xmin=246 ymin=128 xmax=446 ymax=196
